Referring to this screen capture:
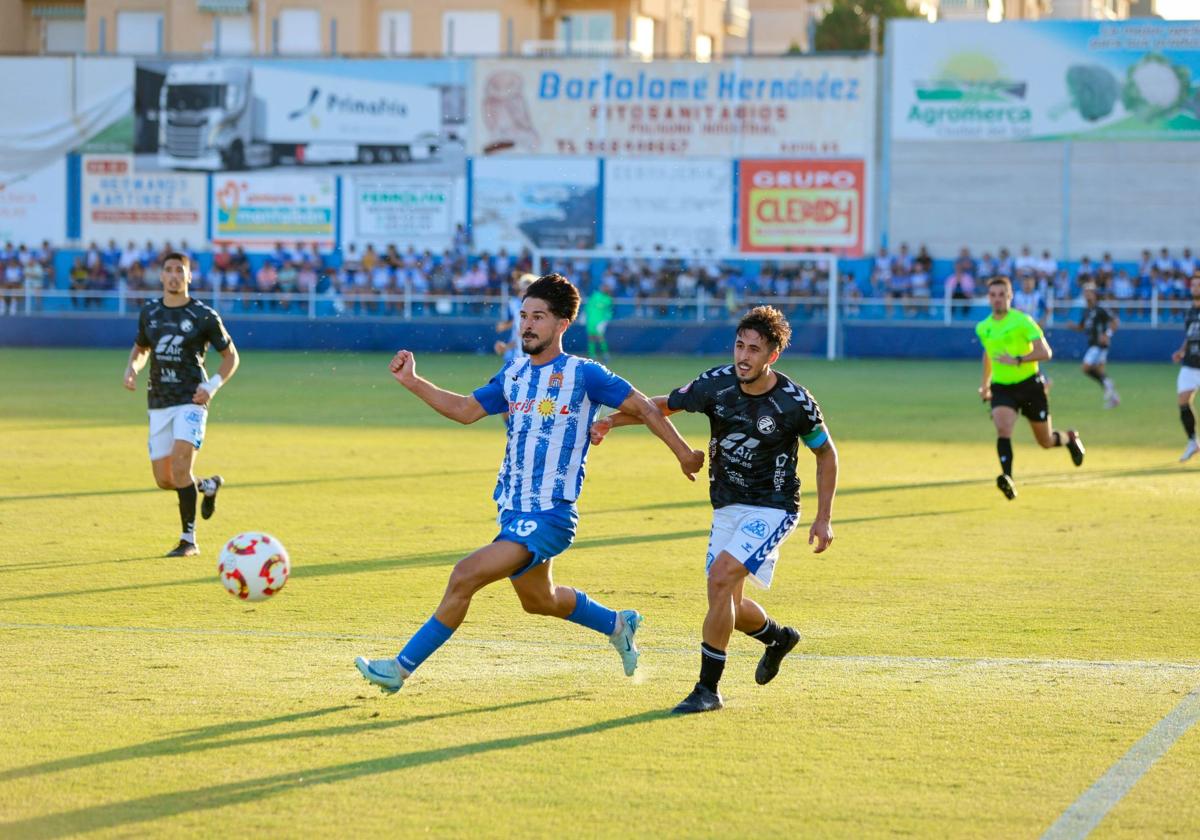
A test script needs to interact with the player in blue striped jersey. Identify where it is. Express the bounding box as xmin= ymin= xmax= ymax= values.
xmin=356 ymin=274 xmax=705 ymax=695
